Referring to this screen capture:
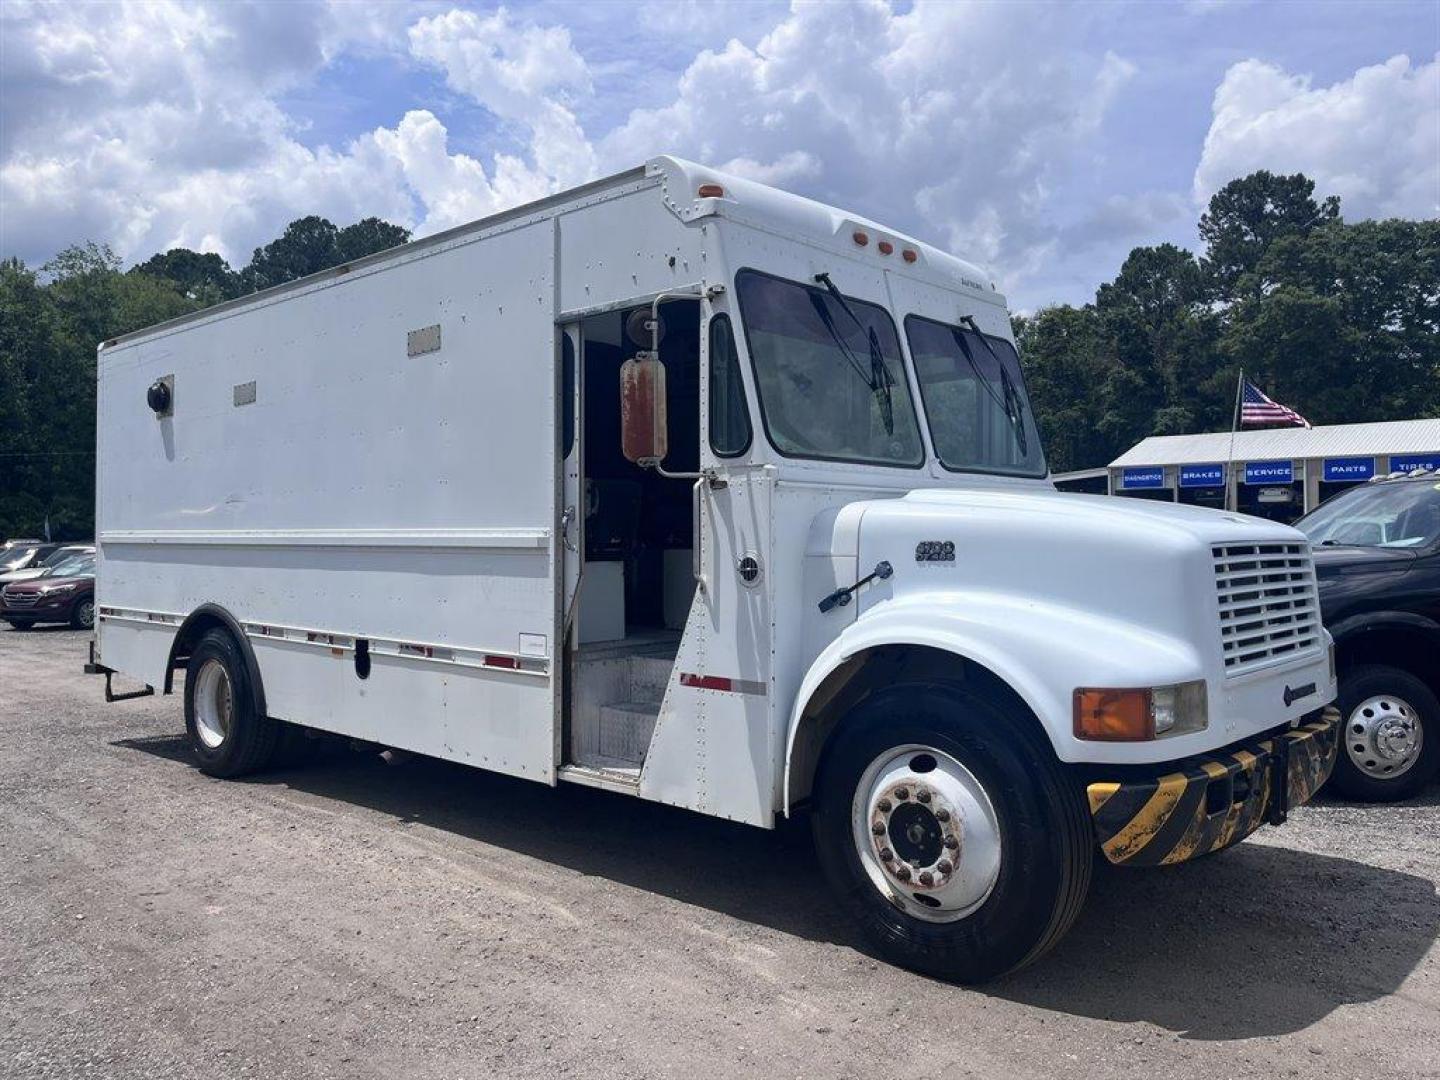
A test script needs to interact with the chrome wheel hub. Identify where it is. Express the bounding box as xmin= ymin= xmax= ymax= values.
xmin=193 ymin=659 xmax=234 ymax=750
xmin=852 ymin=744 xmax=1001 ymax=923
xmin=1345 ymin=694 xmax=1422 ymax=780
